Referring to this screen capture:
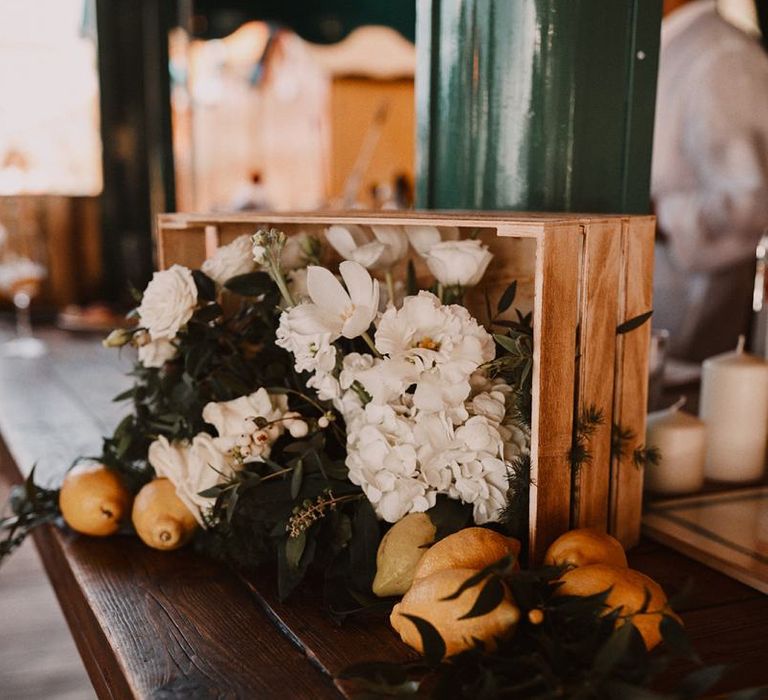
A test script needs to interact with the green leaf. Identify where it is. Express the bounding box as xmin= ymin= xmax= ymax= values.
xmin=193 ymin=303 xmax=223 ymax=324
xmin=192 ymin=269 xmax=216 ymax=301
xmin=660 ymin=614 xmax=700 ymax=663
xmin=442 ymin=556 xmax=514 ymax=601
xmin=290 ymin=459 xmax=304 ymax=500
xmin=112 ymin=388 xmax=134 ymax=402
xmin=285 ymin=531 xmax=307 ymax=570
xmin=678 ymin=665 xmax=726 ymax=698
xmin=458 ymin=575 xmax=506 ymax=620
xmin=593 ymin=621 xmax=634 ymax=676
xmin=617 ymin=310 xmax=653 ymax=335
xmin=494 ymin=334 xmax=519 ymax=354
xmin=497 ymin=281 xmax=517 ymax=314
xmin=400 ymin=614 xmax=446 ymax=666
xmin=428 ymin=496 xmax=472 ymax=541
xmin=225 ymin=271 xmax=273 ymax=297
